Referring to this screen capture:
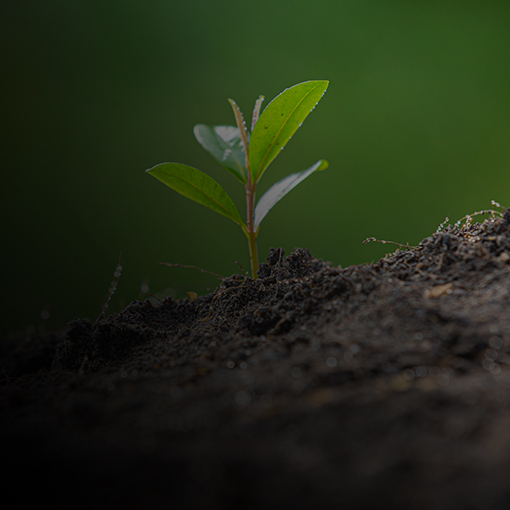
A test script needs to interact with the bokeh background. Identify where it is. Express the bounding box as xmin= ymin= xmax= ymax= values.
xmin=2 ymin=0 xmax=510 ymax=336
